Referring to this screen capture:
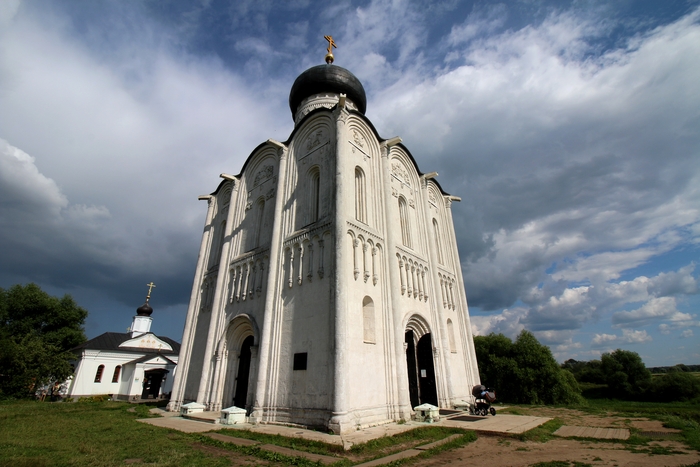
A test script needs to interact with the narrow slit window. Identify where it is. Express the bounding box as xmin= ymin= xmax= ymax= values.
xmin=399 ymin=197 xmax=411 ymax=248
xmin=310 ymin=169 xmax=320 ymax=223
xmin=355 ymin=167 xmax=367 ymax=223
xmin=363 ymin=296 xmax=376 ymax=343
xmin=433 ymin=219 xmax=443 ymax=264
xmin=447 ymin=319 xmax=456 ymax=353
